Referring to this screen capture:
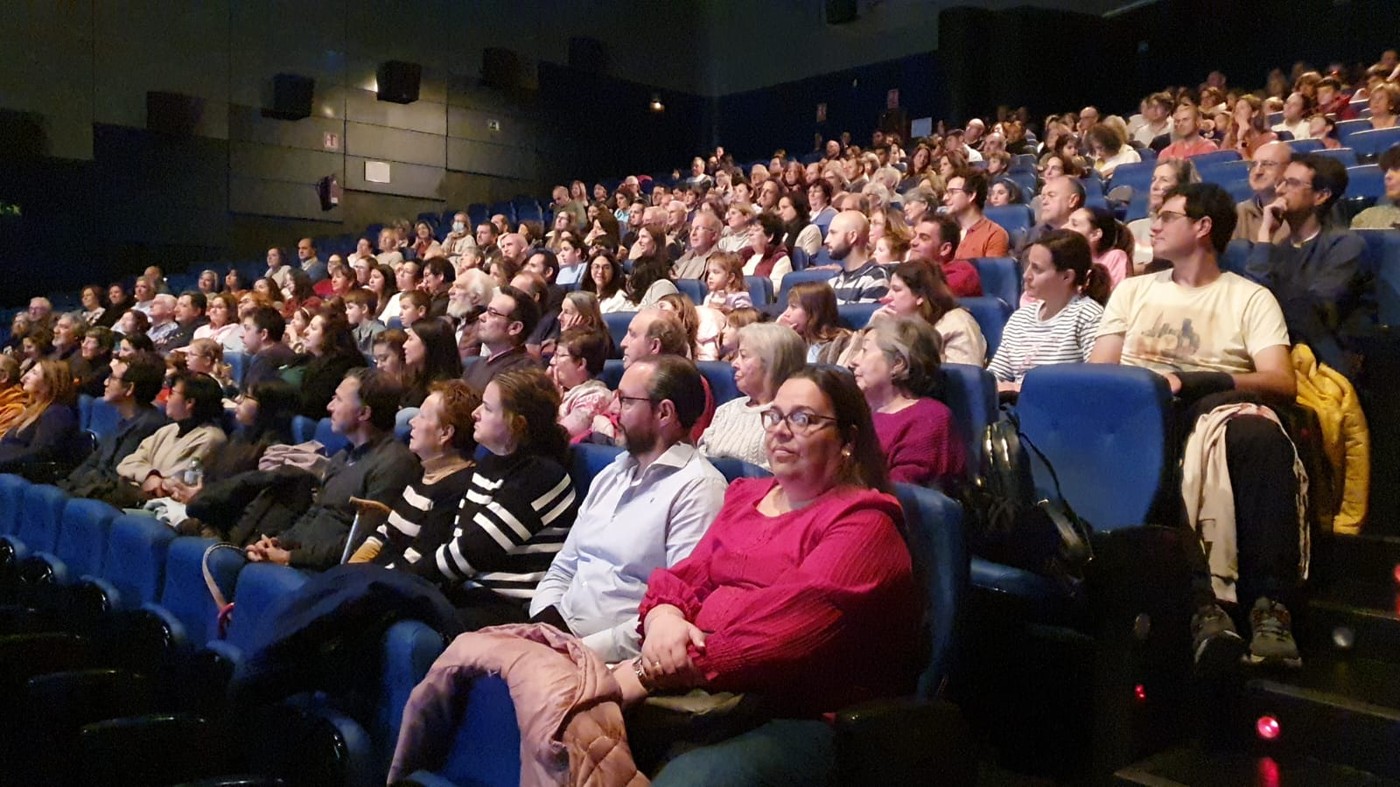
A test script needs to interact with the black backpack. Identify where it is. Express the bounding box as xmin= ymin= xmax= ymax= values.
xmin=958 ymin=411 xmax=1095 ymax=595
